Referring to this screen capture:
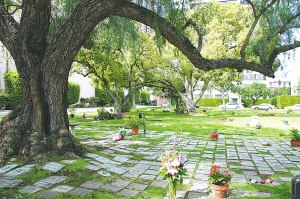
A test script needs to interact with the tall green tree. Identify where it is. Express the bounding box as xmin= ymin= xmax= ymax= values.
xmin=0 ymin=0 xmax=299 ymax=160
xmin=211 ymin=70 xmax=243 ymax=112
xmin=75 ymin=23 xmax=160 ymax=114
xmin=242 ymin=82 xmax=272 ymax=106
